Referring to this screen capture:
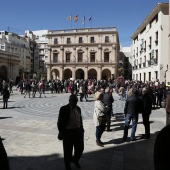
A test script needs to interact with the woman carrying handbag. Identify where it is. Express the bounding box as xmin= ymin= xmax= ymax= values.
xmin=93 ymin=91 xmax=107 ymax=147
